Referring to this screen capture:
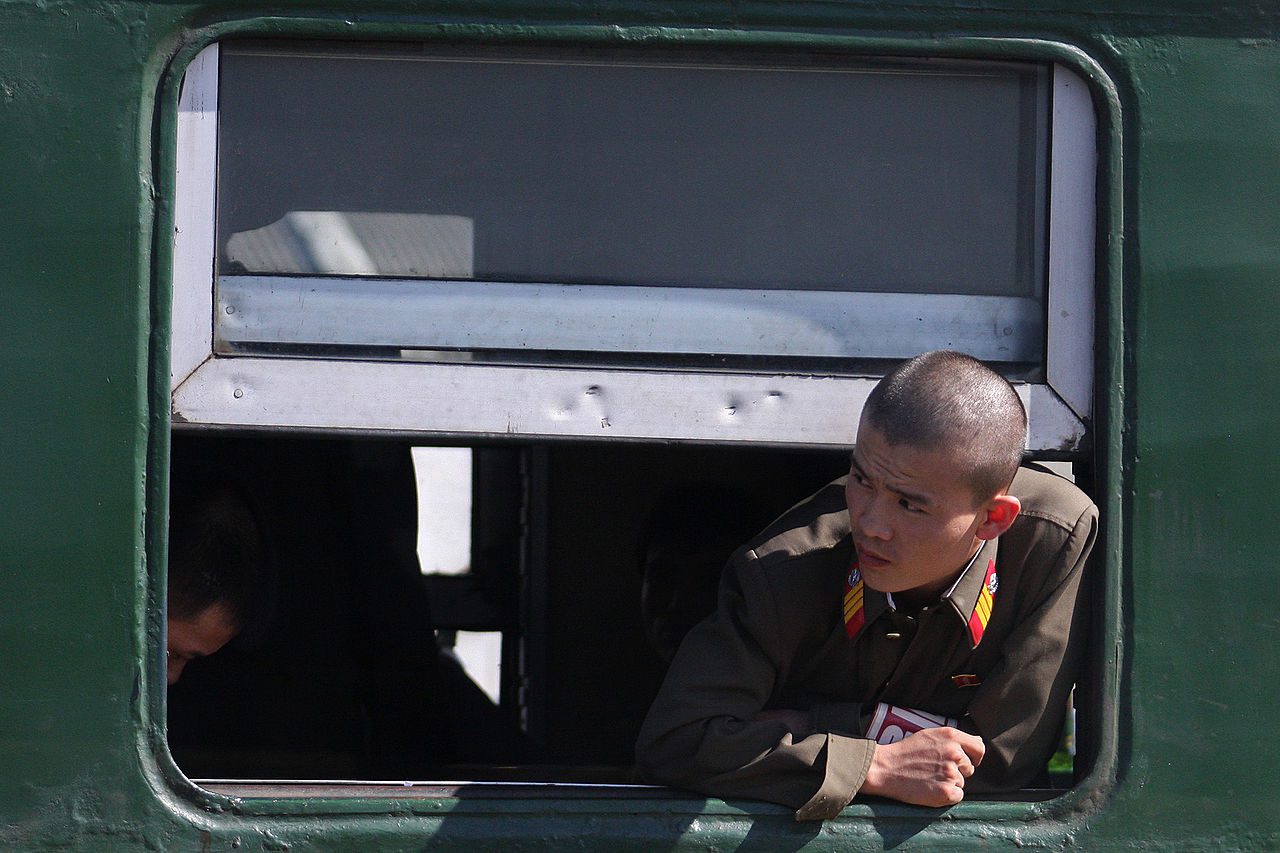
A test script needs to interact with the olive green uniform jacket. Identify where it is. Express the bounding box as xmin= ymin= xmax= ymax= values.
xmin=635 ymin=465 xmax=1097 ymax=820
